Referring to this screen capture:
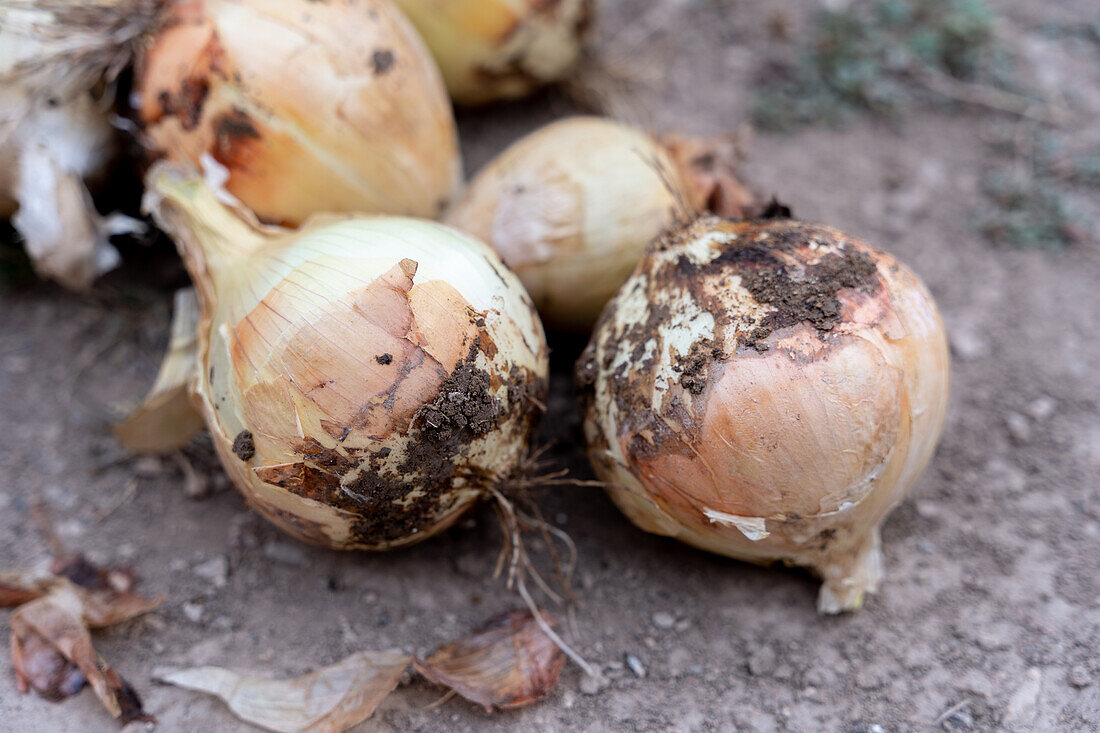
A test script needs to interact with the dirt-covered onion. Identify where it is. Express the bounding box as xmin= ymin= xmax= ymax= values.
xmin=445 ymin=117 xmax=757 ymax=331
xmin=576 ymin=216 xmax=950 ymax=612
xmin=391 ymin=0 xmax=592 ymax=105
xmin=145 ymin=165 xmax=548 ymax=550
xmin=137 ymin=0 xmax=462 ymax=225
